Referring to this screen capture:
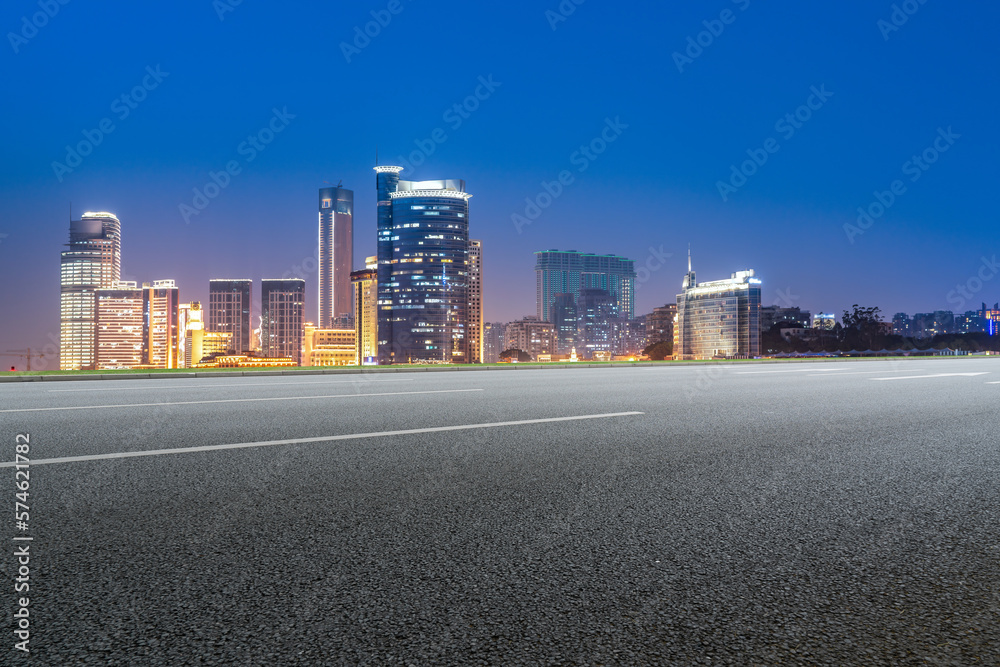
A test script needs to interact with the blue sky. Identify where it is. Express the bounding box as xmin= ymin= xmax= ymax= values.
xmin=1 ymin=0 xmax=998 ymax=359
